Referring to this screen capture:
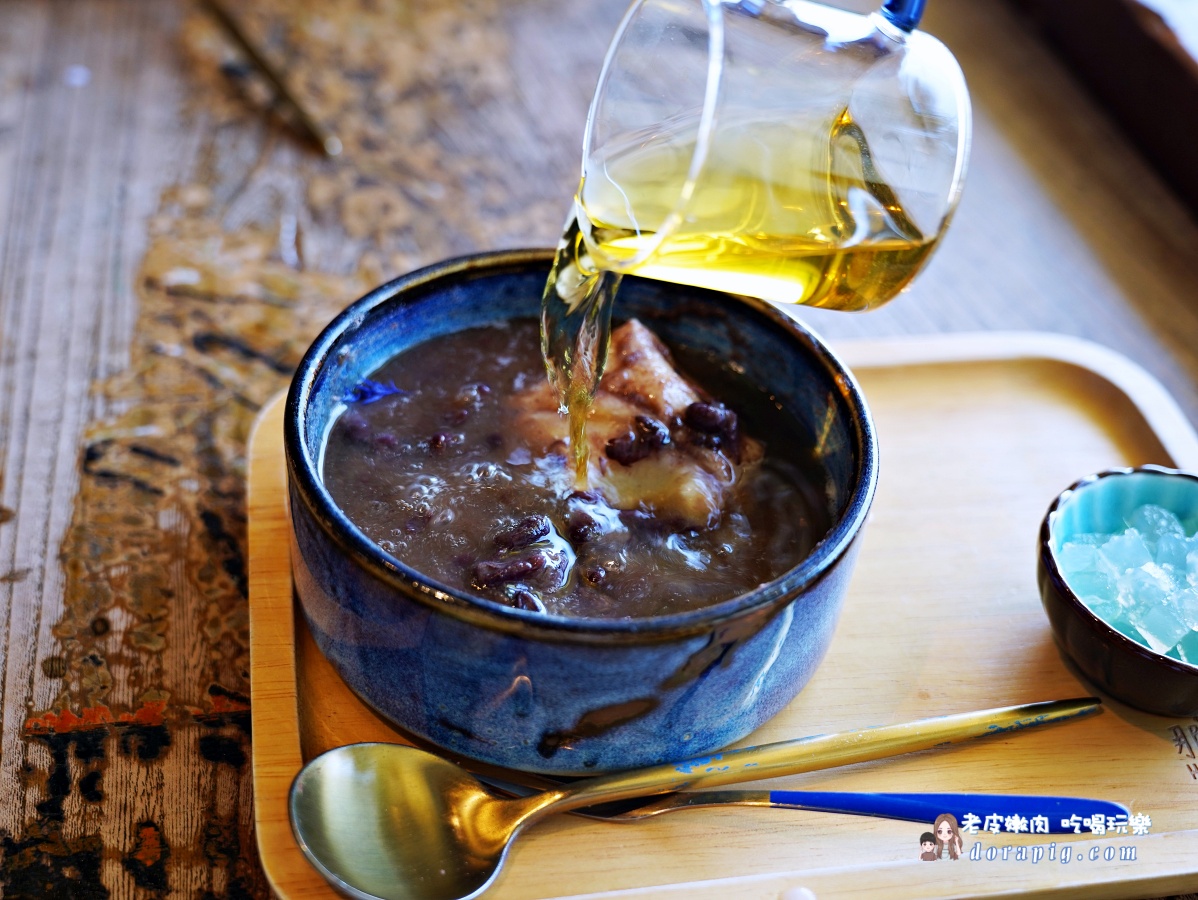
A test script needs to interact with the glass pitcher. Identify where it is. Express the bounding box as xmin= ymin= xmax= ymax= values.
xmin=543 ymin=0 xmax=971 ymax=454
